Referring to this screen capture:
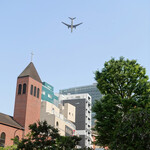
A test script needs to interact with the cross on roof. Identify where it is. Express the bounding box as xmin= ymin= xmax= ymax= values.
xmin=31 ymin=52 xmax=34 ymax=62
